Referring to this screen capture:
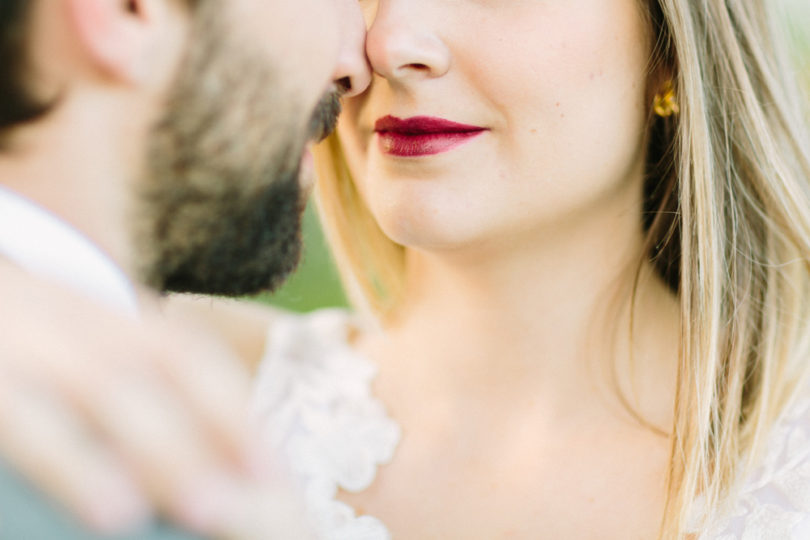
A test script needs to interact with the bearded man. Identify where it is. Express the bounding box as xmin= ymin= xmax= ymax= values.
xmin=0 ymin=0 xmax=369 ymax=537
